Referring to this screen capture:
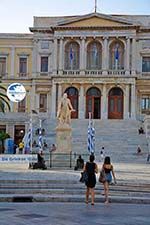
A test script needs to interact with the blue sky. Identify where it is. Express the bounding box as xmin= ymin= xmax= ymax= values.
xmin=0 ymin=0 xmax=150 ymax=33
